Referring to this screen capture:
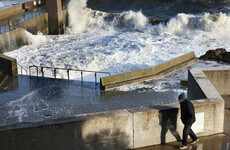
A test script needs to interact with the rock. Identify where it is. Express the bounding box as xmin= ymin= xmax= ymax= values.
xmin=205 ymin=50 xmax=216 ymax=60
xmin=148 ymin=18 xmax=167 ymax=25
xmin=215 ymin=48 xmax=227 ymax=56
xmin=222 ymin=52 xmax=230 ymax=63
xmin=199 ymin=48 xmax=228 ymax=62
